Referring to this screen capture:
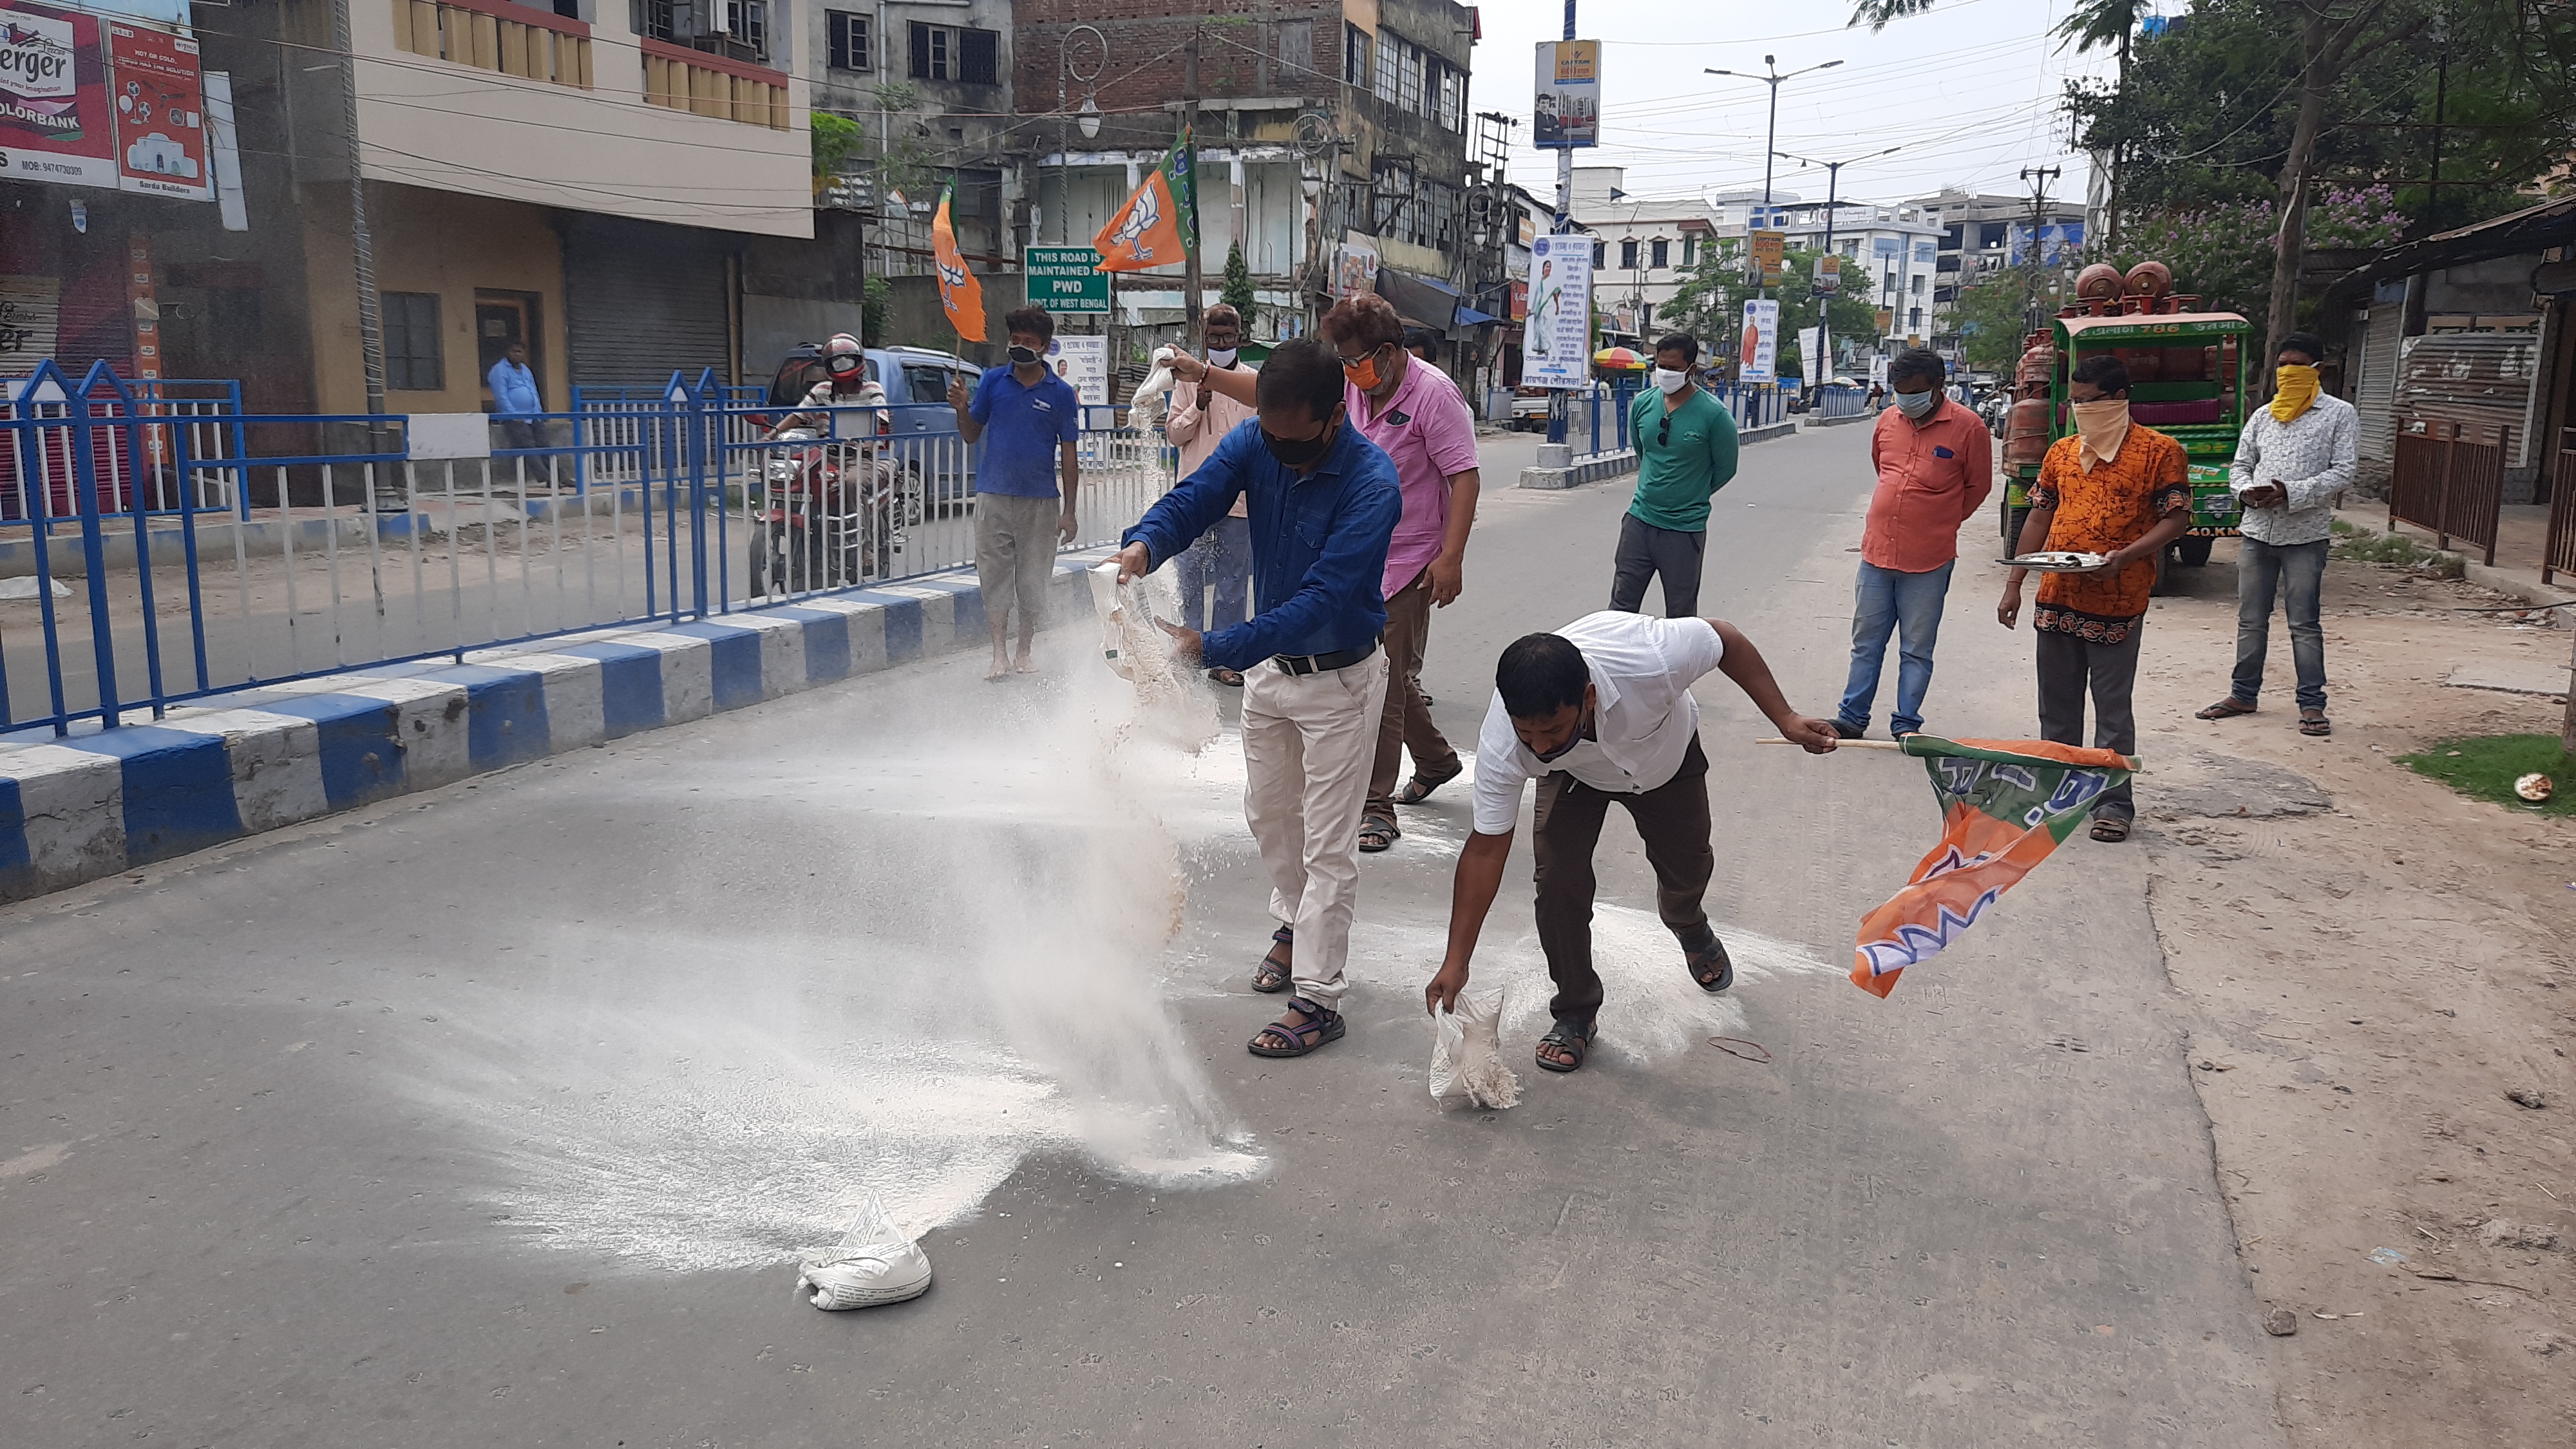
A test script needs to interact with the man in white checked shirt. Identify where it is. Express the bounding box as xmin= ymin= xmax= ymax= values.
xmin=2196 ymin=333 xmax=2356 ymax=738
